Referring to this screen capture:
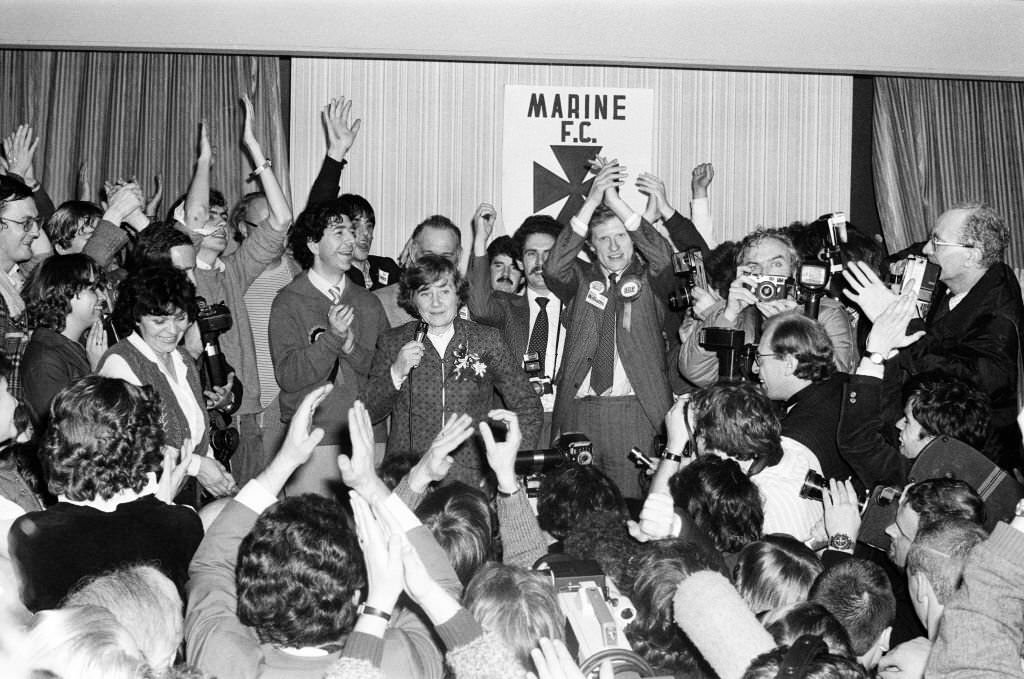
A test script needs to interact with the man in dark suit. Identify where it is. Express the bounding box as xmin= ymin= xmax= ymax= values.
xmin=543 ymin=160 xmax=675 ymax=498
xmin=467 ymin=207 xmax=565 ymax=443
